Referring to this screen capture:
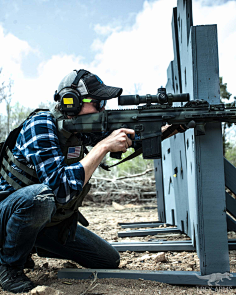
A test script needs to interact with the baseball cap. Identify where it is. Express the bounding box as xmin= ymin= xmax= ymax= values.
xmin=57 ymin=70 xmax=123 ymax=100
